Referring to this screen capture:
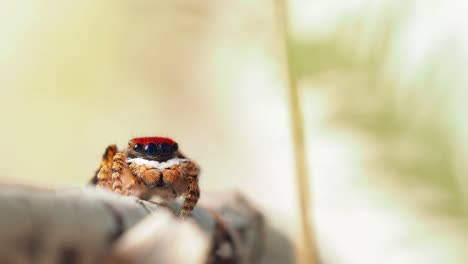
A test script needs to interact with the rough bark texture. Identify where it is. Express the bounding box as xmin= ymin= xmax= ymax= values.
xmin=0 ymin=185 xmax=265 ymax=264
